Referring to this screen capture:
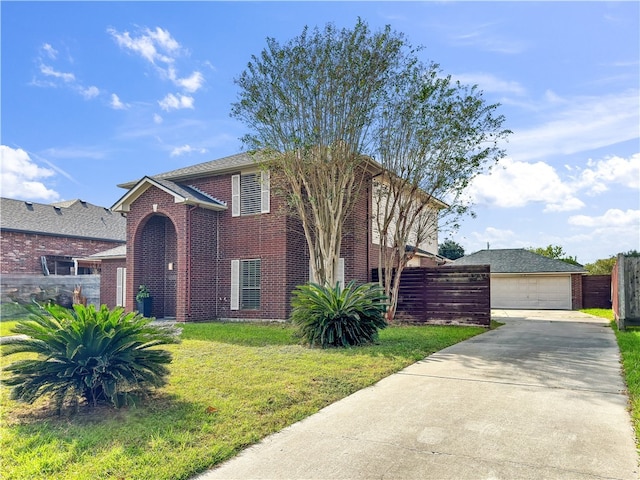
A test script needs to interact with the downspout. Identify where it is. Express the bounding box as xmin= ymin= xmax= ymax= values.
xmin=215 ymin=211 xmax=220 ymax=319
